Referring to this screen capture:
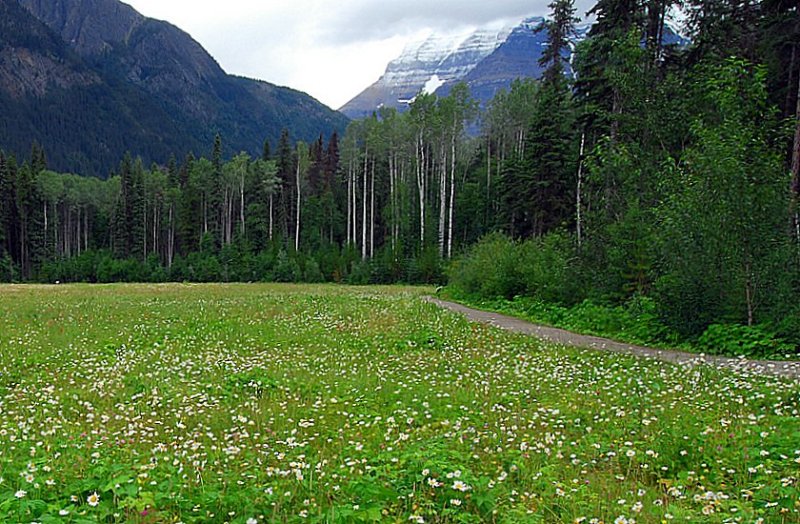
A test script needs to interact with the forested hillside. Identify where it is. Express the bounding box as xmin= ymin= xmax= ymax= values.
xmin=0 ymin=0 xmax=347 ymax=176
xmin=1 ymin=0 xmax=798 ymax=353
